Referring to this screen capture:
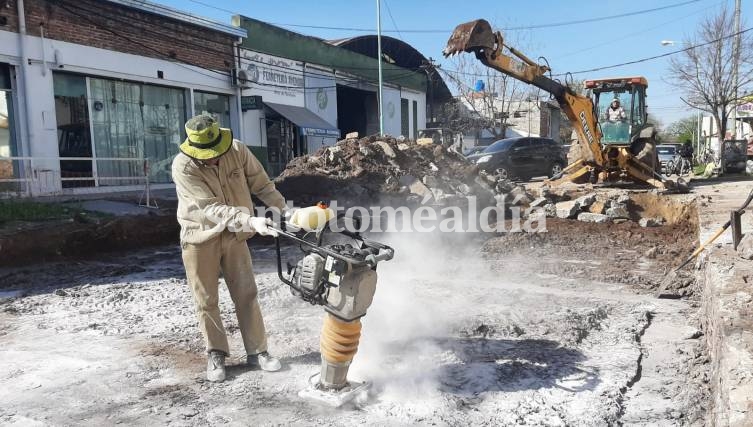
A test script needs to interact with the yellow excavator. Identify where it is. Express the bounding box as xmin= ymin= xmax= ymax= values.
xmin=444 ymin=19 xmax=683 ymax=191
